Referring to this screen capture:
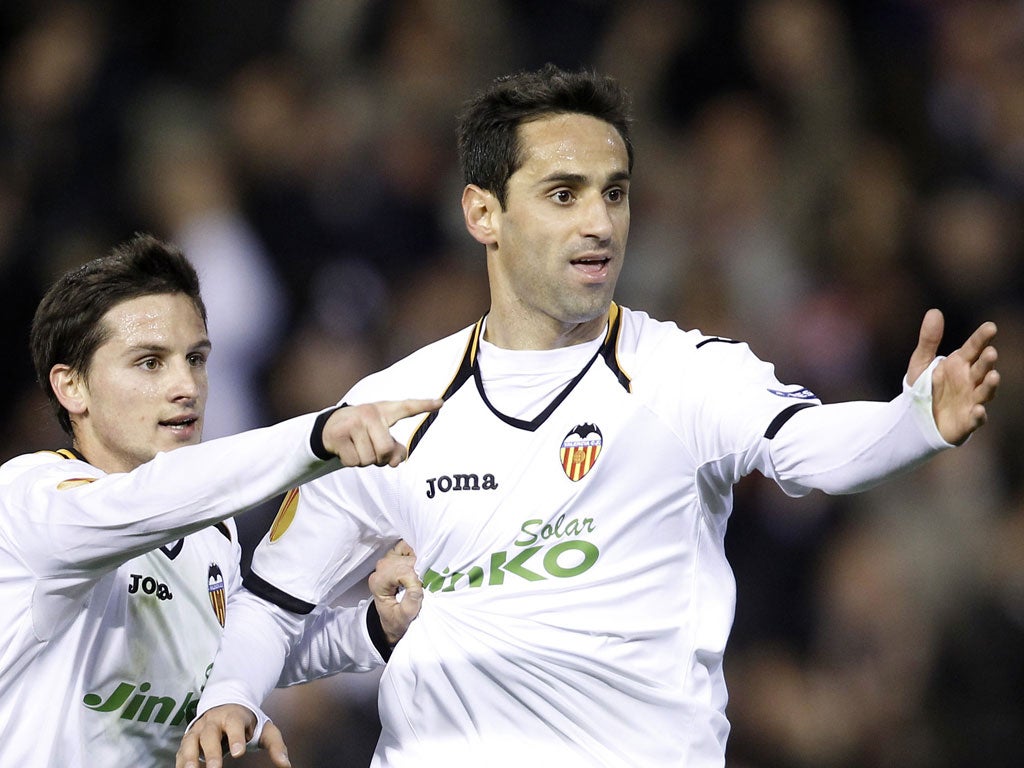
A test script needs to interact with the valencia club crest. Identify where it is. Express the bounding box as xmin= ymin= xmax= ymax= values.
xmin=207 ymin=563 xmax=226 ymax=627
xmin=560 ymin=423 xmax=603 ymax=482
